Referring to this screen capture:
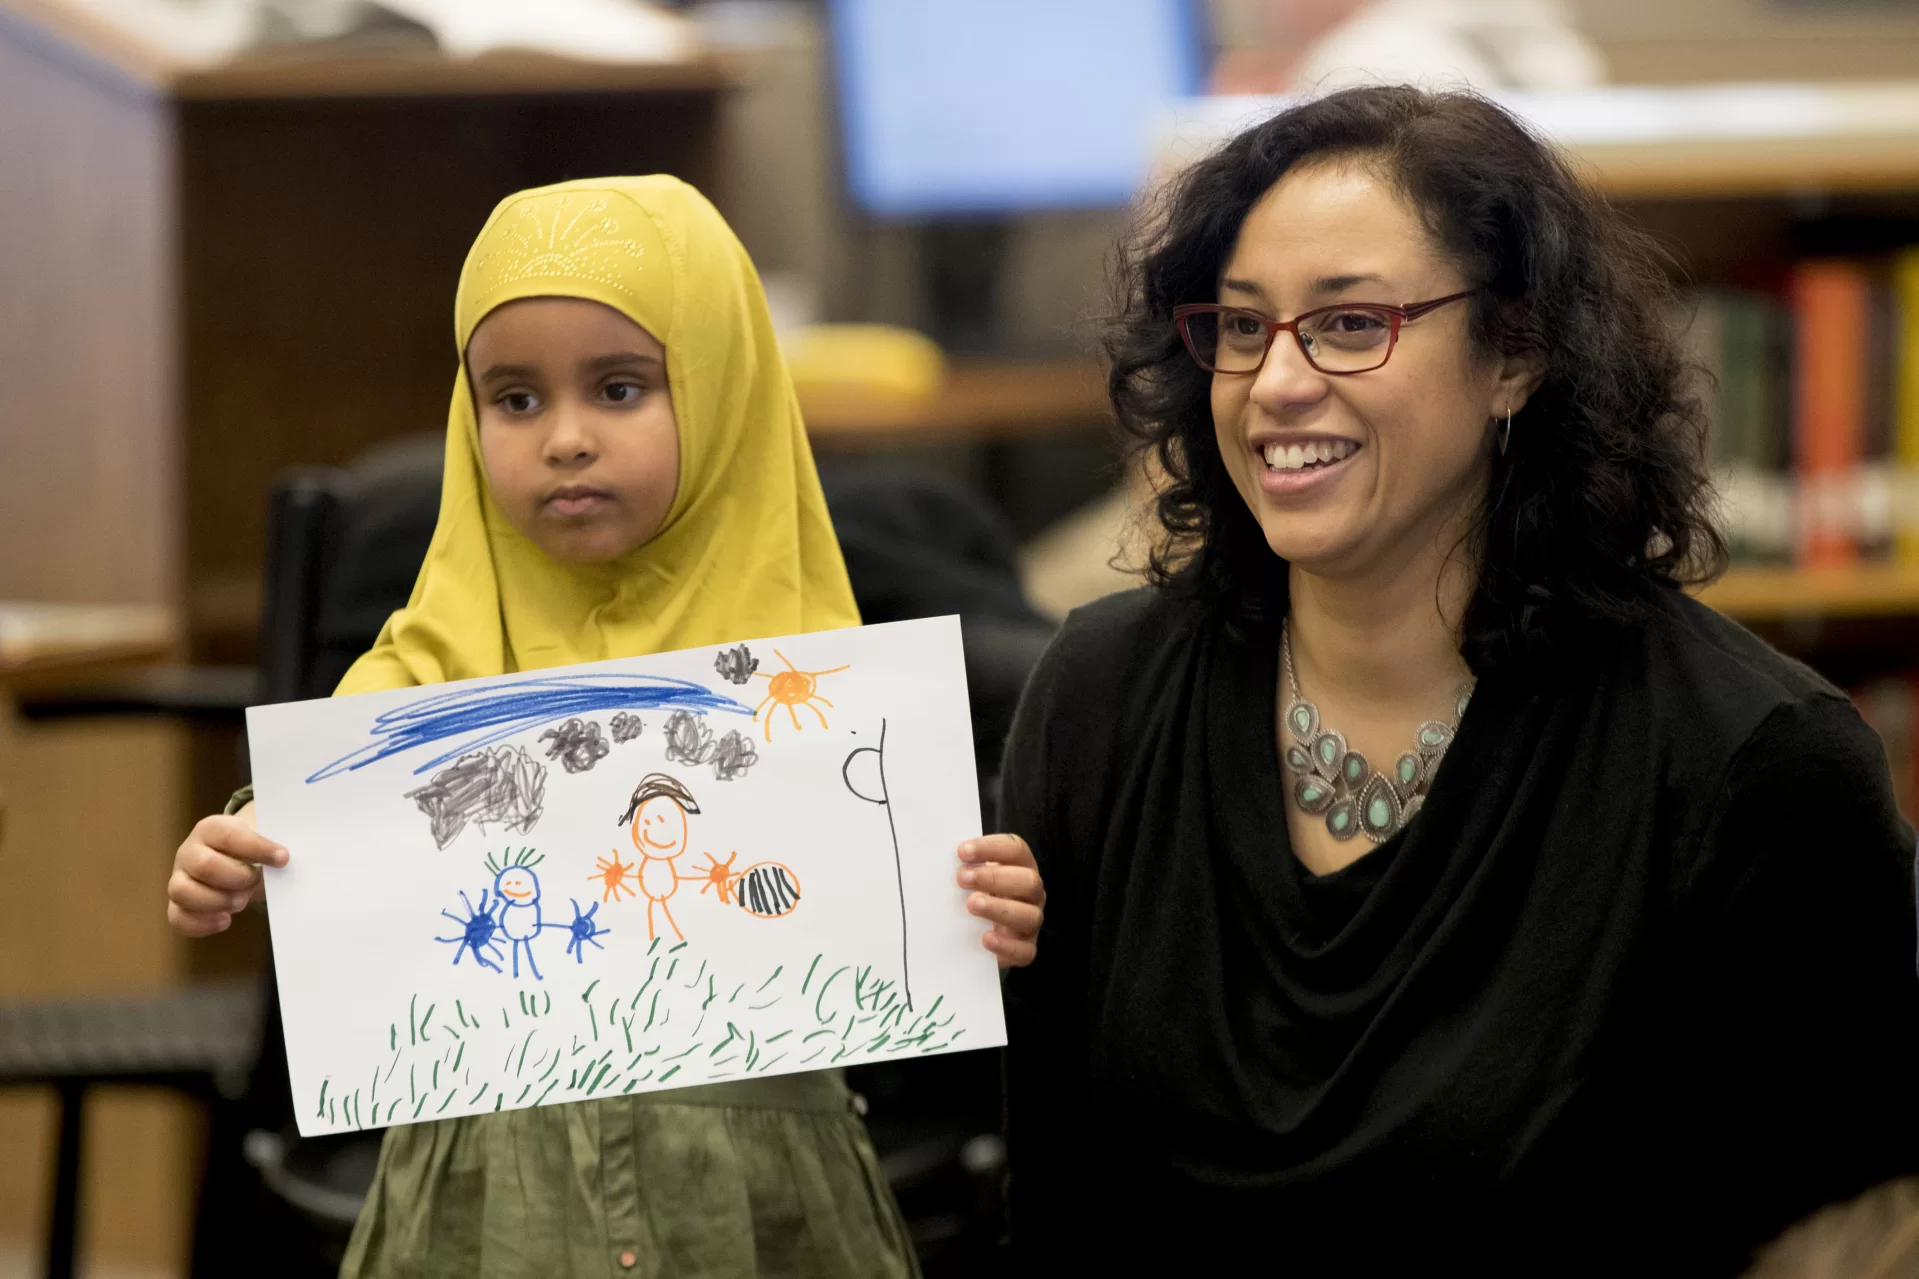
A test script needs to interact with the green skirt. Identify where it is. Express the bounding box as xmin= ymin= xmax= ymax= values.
xmin=340 ymin=1071 xmax=917 ymax=1278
